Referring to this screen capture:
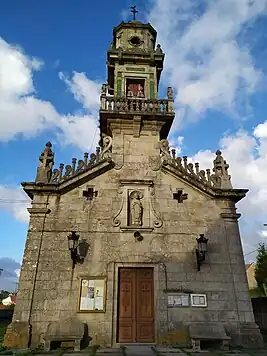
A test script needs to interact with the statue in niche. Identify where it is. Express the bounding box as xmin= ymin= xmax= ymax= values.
xmin=129 ymin=191 xmax=143 ymax=226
